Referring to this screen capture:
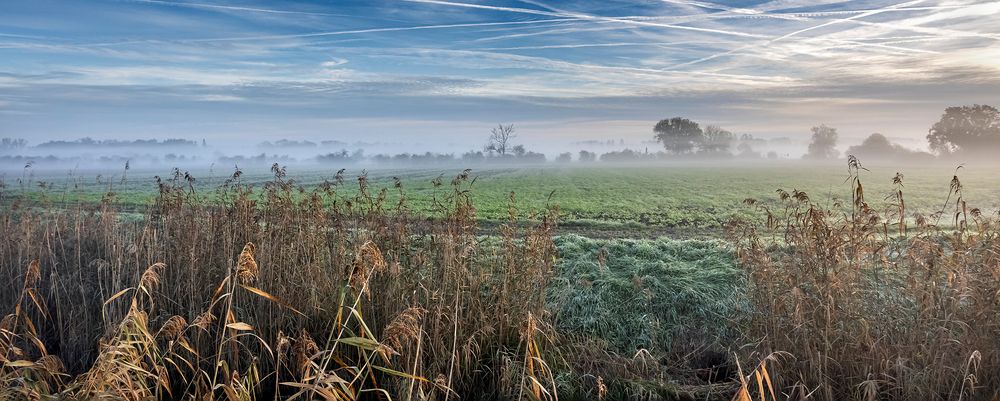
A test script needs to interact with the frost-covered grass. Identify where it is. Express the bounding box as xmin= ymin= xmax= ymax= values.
xmin=549 ymin=234 xmax=743 ymax=355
